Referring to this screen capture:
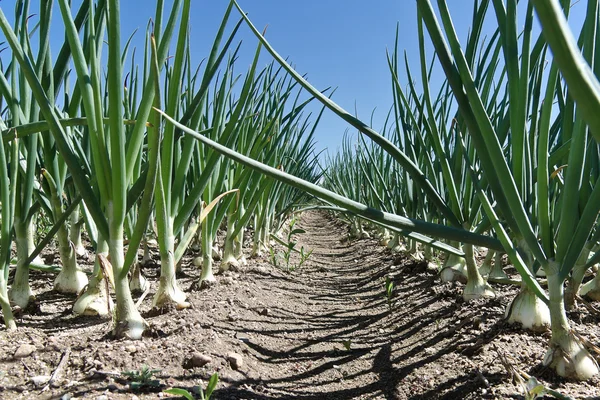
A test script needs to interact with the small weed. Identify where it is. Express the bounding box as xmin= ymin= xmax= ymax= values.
xmin=341 ymin=339 xmax=352 ymax=351
xmin=385 ymin=276 xmax=395 ymax=310
xmin=495 ymin=345 xmax=573 ymax=400
xmin=523 ymin=376 xmax=573 ymax=400
xmin=164 ymin=373 xmax=219 ymax=400
xmin=34 ymin=208 xmax=53 ymax=241
xmin=122 ymin=365 xmax=161 ymax=391
xmin=270 ymin=217 xmax=313 ymax=272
